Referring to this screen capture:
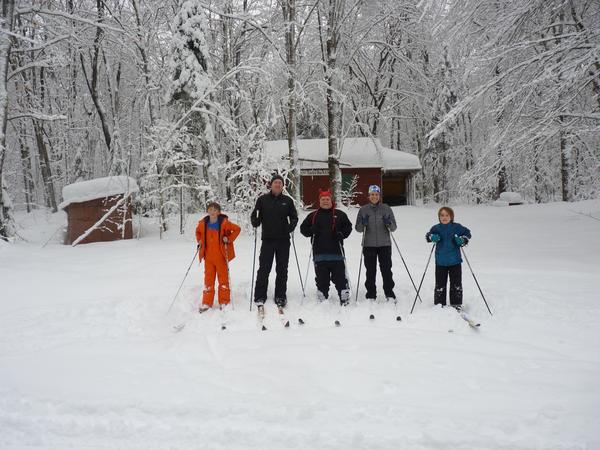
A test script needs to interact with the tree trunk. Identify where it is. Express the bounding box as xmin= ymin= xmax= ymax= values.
xmin=131 ymin=0 xmax=156 ymax=127
xmin=324 ymin=0 xmax=342 ymax=203
xmin=16 ymin=127 xmax=35 ymax=212
xmin=326 ymin=79 xmax=341 ymax=202
xmin=0 ymin=0 xmax=16 ymax=240
xmin=495 ymin=62 xmax=508 ymax=197
xmin=179 ymin=164 xmax=185 ymax=235
xmin=104 ymin=55 xmax=123 ymax=174
xmin=552 ymin=9 xmax=573 ymax=202
xmin=80 ymin=0 xmax=113 ymax=162
xmin=32 ymin=120 xmax=58 ymax=212
xmin=533 ymin=150 xmax=542 ymax=203
xmin=493 ymin=0 xmax=507 ymax=198
xmin=568 ymin=0 xmax=600 ymax=112
xmin=282 ymin=0 xmax=301 ymax=204
xmin=221 ymin=1 xmax=234 ymax=202
xmin=559 ymin=130 xmax=572 ymax=201
xmin=157 ymin=160 xmax=167 ymax=236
